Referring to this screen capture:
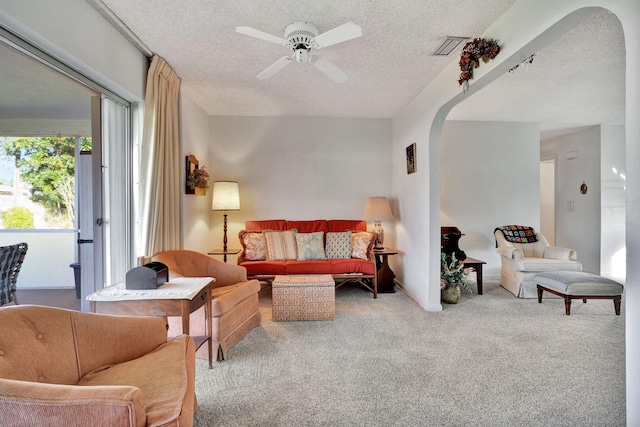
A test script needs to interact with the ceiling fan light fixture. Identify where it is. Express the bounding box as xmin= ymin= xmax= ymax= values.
xmin=236 ymin=20 xmax=362 ymax=82
xmin=295 ymin=49 xmax=309 ymax=63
